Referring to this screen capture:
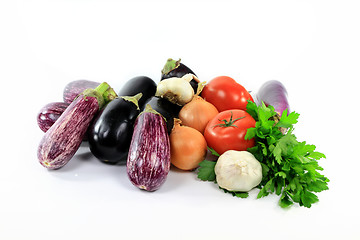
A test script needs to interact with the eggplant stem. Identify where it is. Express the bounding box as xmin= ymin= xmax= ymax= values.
xmin=82 ymin=82 xmax=116 ymax=110
xmin=161 ymin=58 xmax=181 ymax=75
xmin=142 ymin=104 xmax=167 ymax=122
xmin=121 ymin=93 xmax=143 ymax=110
xmin=94 ymin=82 xmax=110 ymax=95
